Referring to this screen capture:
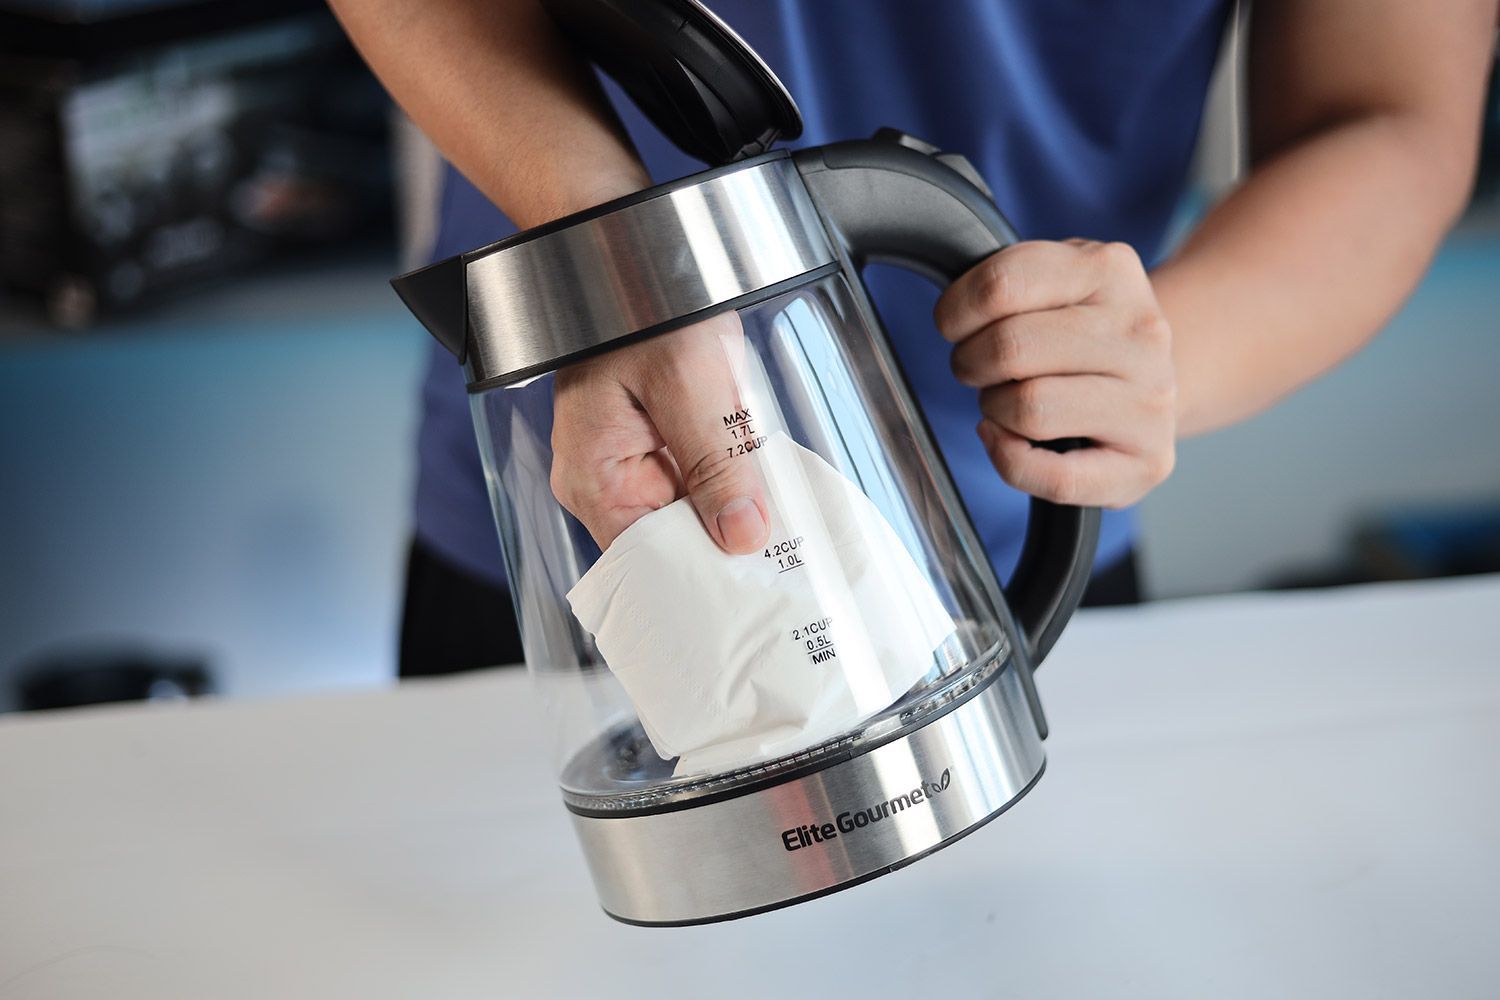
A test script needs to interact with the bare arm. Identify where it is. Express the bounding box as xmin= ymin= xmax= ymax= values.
xmin=1156 ymin=0 xmax=1497 ymax=435
xmin=336 ymin=0 xmax=1496 ymax=518
xmin=935 ymin=0 xmax=1496 ymax=507
xmin=329 ymin=0 xmax=768 ymax=552
xmin=326 ymin=0 xmax=649 ymax=227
